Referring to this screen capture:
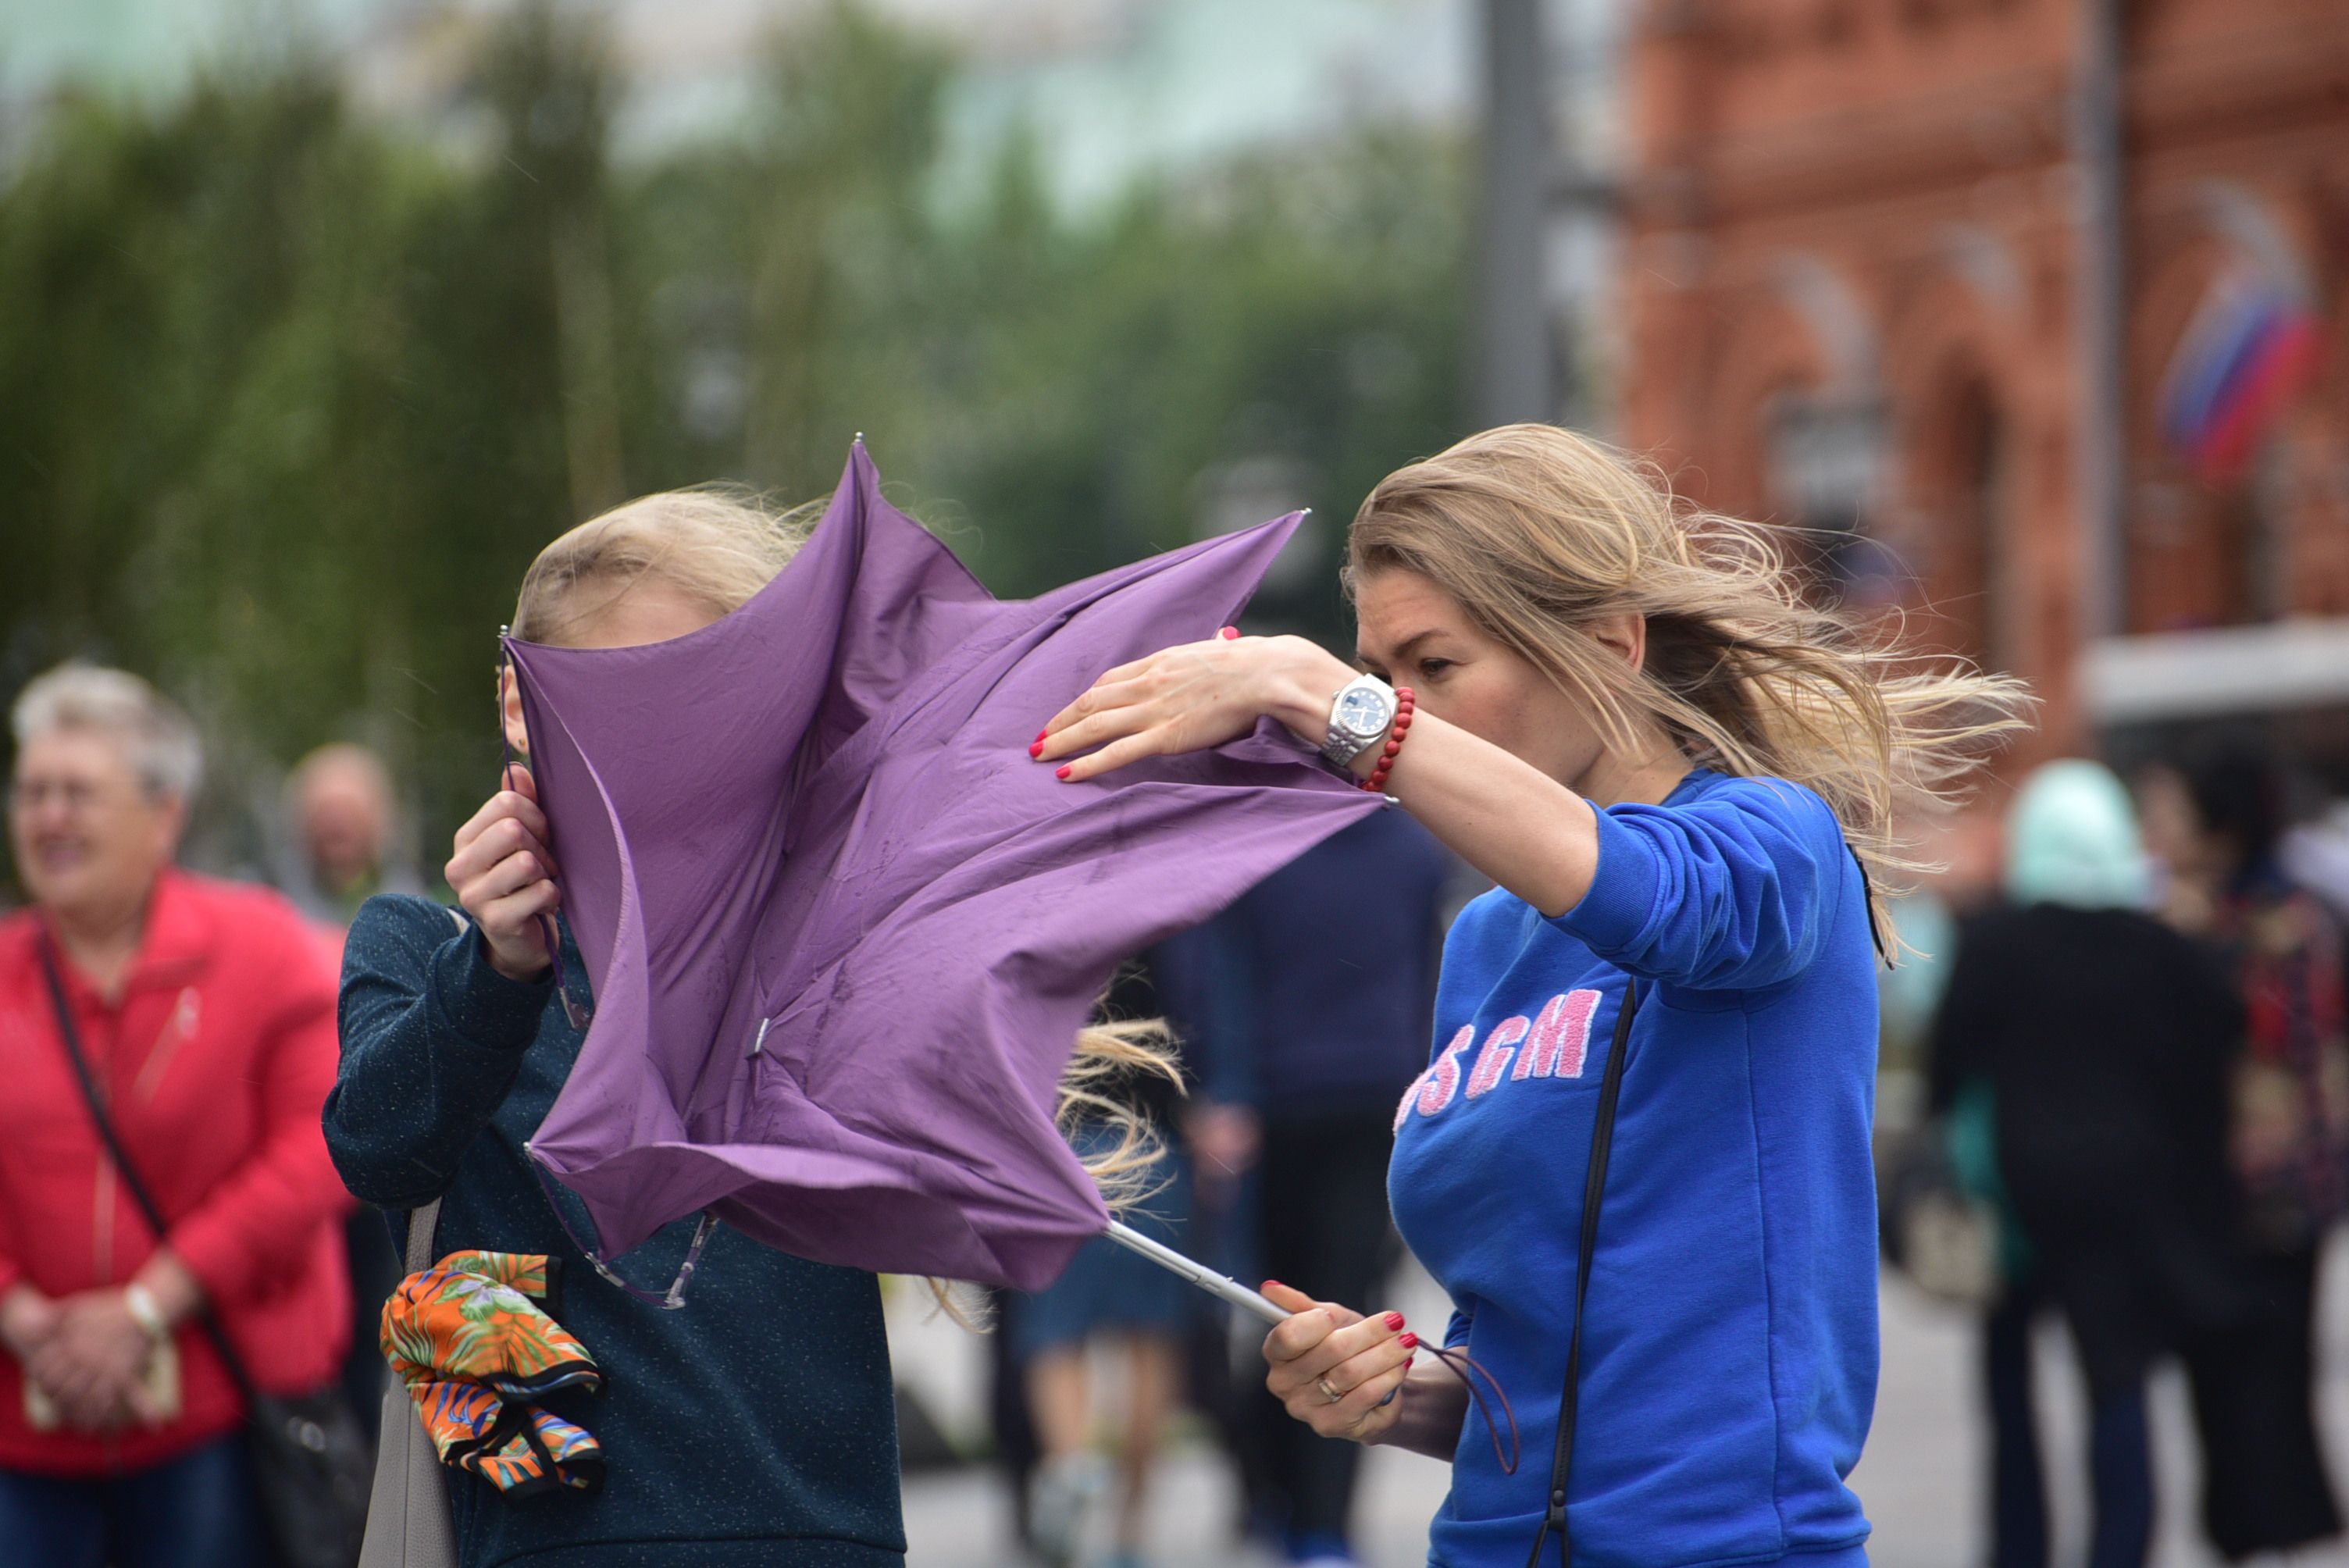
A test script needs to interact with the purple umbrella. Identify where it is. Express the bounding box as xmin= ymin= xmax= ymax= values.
xmin=506 ymin=443 xmax=1381 ymax=1295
